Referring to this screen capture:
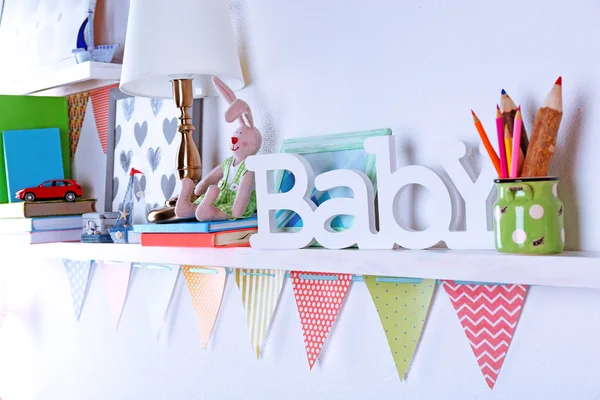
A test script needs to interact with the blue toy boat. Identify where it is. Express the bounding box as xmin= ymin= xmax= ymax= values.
xmin=72 ymin=1 xmax=119 ymax=63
